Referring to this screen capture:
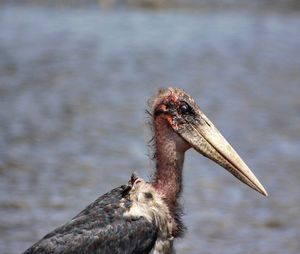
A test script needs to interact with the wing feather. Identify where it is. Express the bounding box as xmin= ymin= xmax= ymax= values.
xmin=23 ymin=185 xmax=158 ymax=254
